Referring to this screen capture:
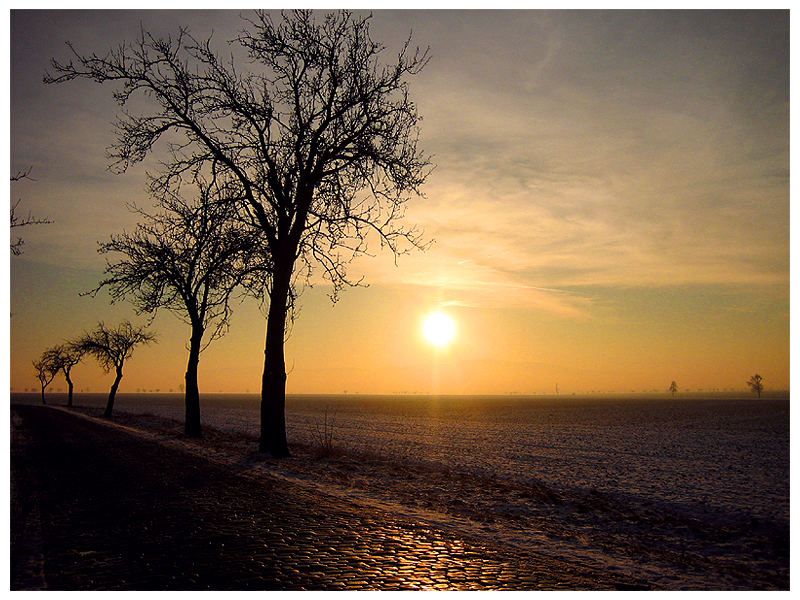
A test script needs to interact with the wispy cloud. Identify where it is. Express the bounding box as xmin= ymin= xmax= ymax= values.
xmin=349 ymin=10 xmax=789 ymax=315
xmin=12 ymin=10 xmax=789 ymax=320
